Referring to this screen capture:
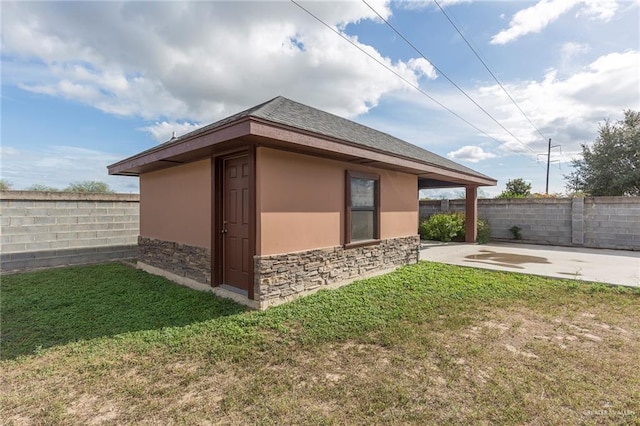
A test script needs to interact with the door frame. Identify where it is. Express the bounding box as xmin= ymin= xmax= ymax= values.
xmin=212 ymin=146 xmax=256 ymax=300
